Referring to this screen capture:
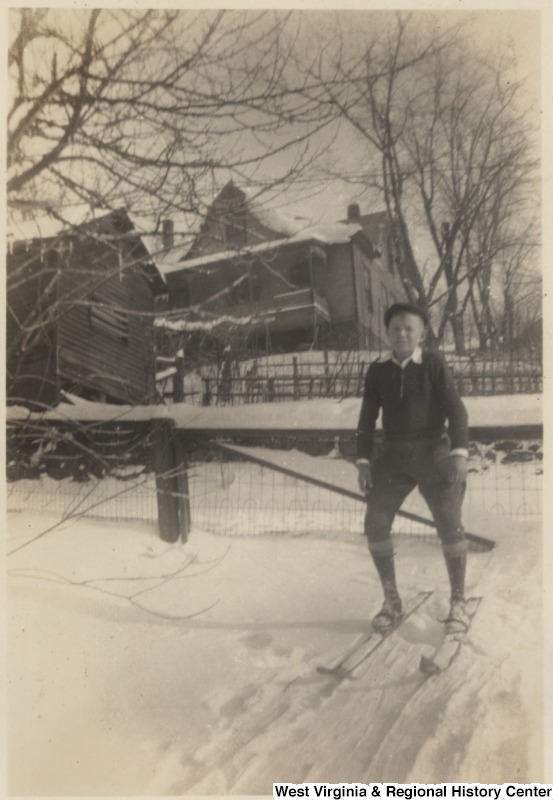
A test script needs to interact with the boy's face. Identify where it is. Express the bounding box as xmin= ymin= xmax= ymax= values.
xmin=386 ymin=312 xmax=426 ymax=361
